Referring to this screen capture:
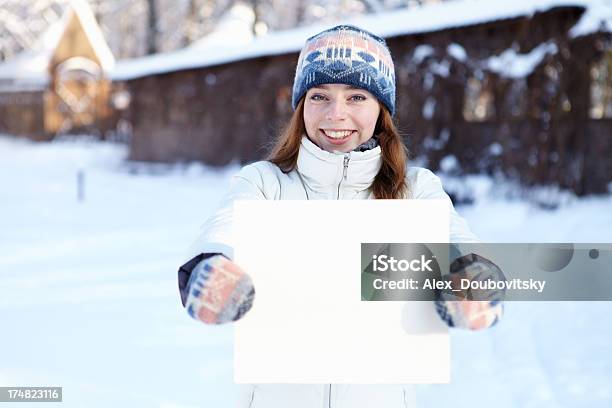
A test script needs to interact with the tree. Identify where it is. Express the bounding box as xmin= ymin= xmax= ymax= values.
xmin=1 ymin=0 xmax=456 ymax=61
xmin=146 ymin=0 xmax=158 ymax=55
